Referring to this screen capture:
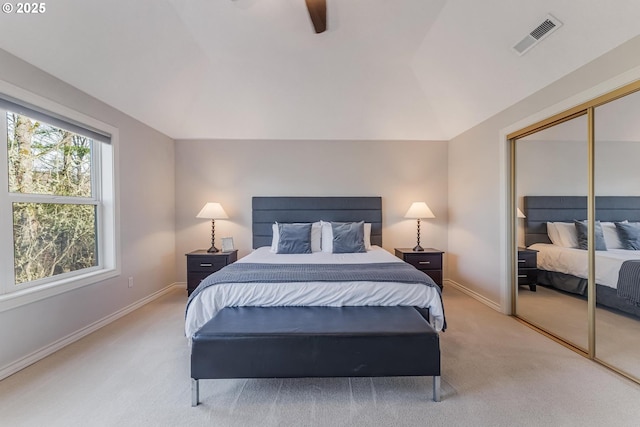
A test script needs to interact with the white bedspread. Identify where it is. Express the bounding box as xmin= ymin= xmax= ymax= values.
xmin=185 ymin=246 xmax=445 ymax=338
xmin=530 ymin=243 xmax=640 ymax=289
